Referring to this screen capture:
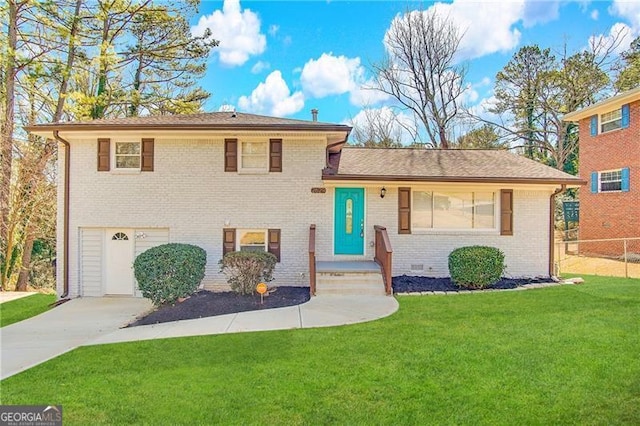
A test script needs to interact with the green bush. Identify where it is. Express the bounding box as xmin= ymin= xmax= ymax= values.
xmin=219 ymin=251 xmax=277 ymax=295
xmin=134 ymin=243 xmax=206 ymax=306
xmin=448 ymin=246 xmax=506 ymax=289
